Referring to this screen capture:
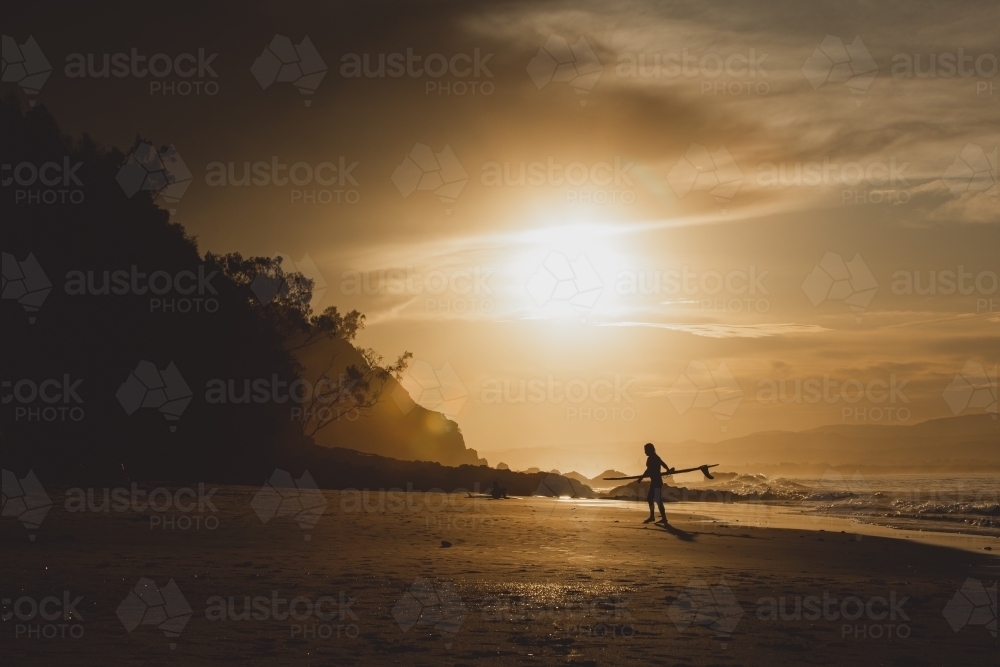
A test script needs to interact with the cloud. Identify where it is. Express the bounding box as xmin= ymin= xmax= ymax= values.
xmin=597 ymin=321 xmax=829 ymax=338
